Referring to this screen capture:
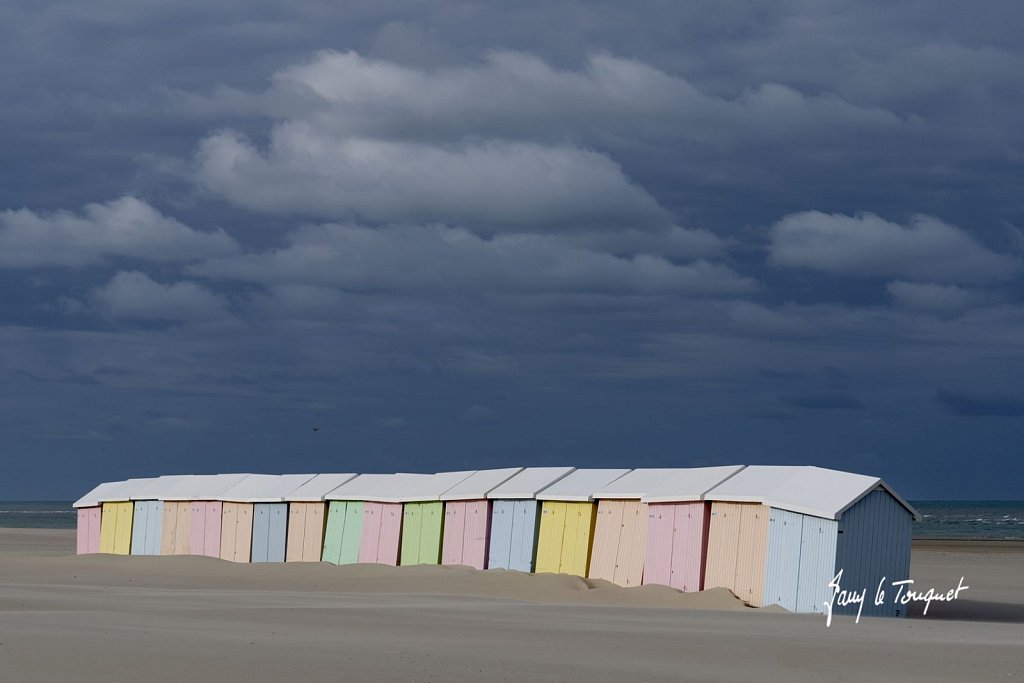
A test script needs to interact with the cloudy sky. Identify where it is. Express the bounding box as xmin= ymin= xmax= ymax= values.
xmin=3 ymin=1 xmax=1022 ymax=499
